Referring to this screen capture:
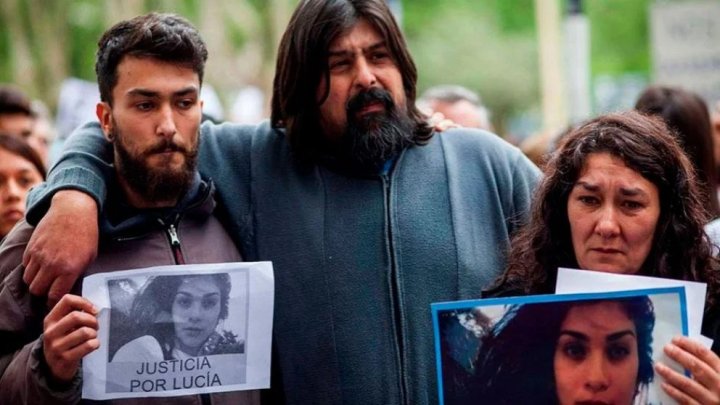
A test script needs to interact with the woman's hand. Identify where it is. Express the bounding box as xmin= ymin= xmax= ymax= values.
xmin=655 ymin=336 xmax=720 ymax=404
